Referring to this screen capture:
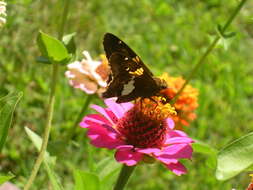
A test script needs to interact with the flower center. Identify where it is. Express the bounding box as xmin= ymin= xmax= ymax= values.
xmin=95 ymin=55 xmax=110 ymax=81
xmin=116 ymin=97 xmax=176 ymax=148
